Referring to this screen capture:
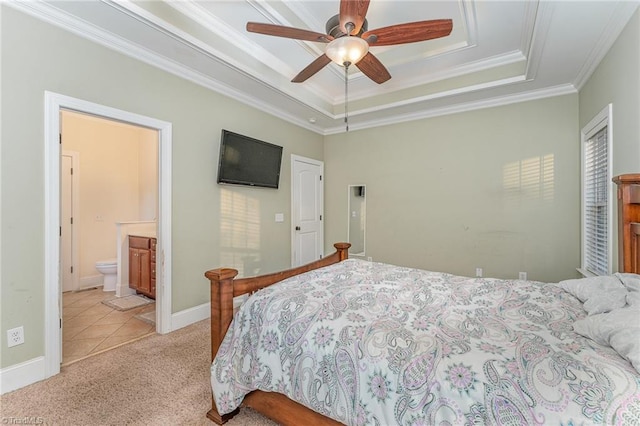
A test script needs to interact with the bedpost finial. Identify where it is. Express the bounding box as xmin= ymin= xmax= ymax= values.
xmin=334 ymin=242 xmax=351 ymax=250
xmin=205 ymin=268 xmax=239 ymax=281
xmin=334 ymin=242 xmax=351 ymax=261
